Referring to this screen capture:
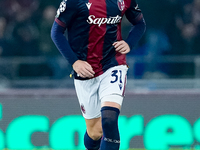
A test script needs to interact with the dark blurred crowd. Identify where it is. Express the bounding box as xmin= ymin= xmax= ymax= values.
xmin=0 ymin=0 xmax=199 ymax=79
xmin=139 ymin=0 xmax=200 ymax=56
xmin=0 ymin=0 xmax=60 ymax=56
xmin=127 ymin=0 xmax=200 ymax=78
